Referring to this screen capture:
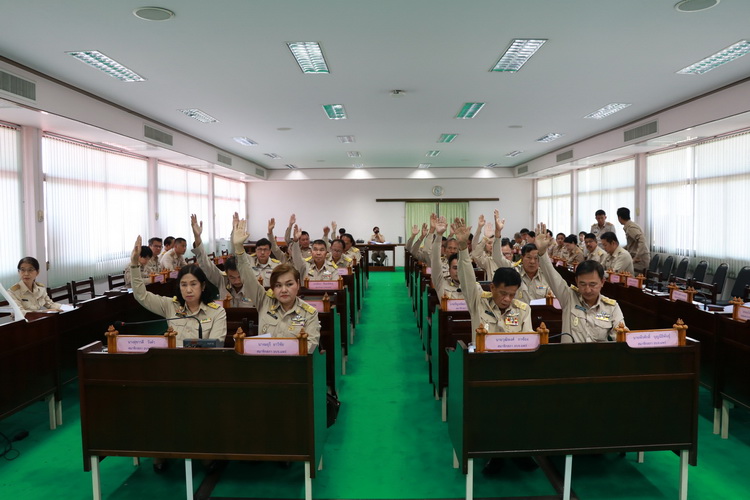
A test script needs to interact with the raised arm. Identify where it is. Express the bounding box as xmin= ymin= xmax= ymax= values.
xmin=430 ymin=217 xmax=449 ymax=290
xmin=233 ymin=219 xmax=267 ymax=306
xmin=284 ymin=213 xmax=296 ymax=246
xmin=535 ymin=223 xmax=572 ymax=307
xmin=191 ymin=214 xmax=226 ymax=290
xmin=455 ymin=219 xmax=480 ymax=306
xmin=290 ymin=224 xmax=307 ymax=277
xmin=130 ymin=235 xmax=173 ymax=317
